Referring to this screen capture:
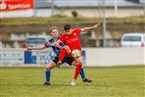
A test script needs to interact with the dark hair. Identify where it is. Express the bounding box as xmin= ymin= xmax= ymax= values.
xmin=49 ymin=26 xmax=58 ymax=33
xmin=64 ymin=24 xmax=71 ymax=31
